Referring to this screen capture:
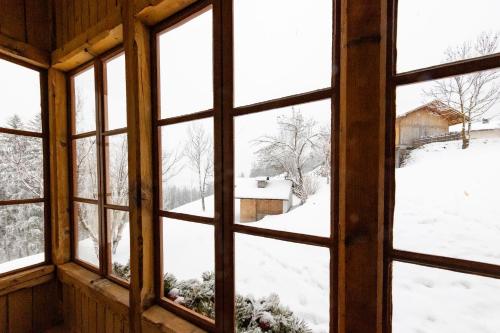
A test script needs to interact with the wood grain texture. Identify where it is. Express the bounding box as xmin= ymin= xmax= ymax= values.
xmin=337 ymin=0 xmax=387 ymax=332
xmin=0 ymin=296 xmax=7 ymax=333
xmin=8 ymin=288 xmax=33 ymax=333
